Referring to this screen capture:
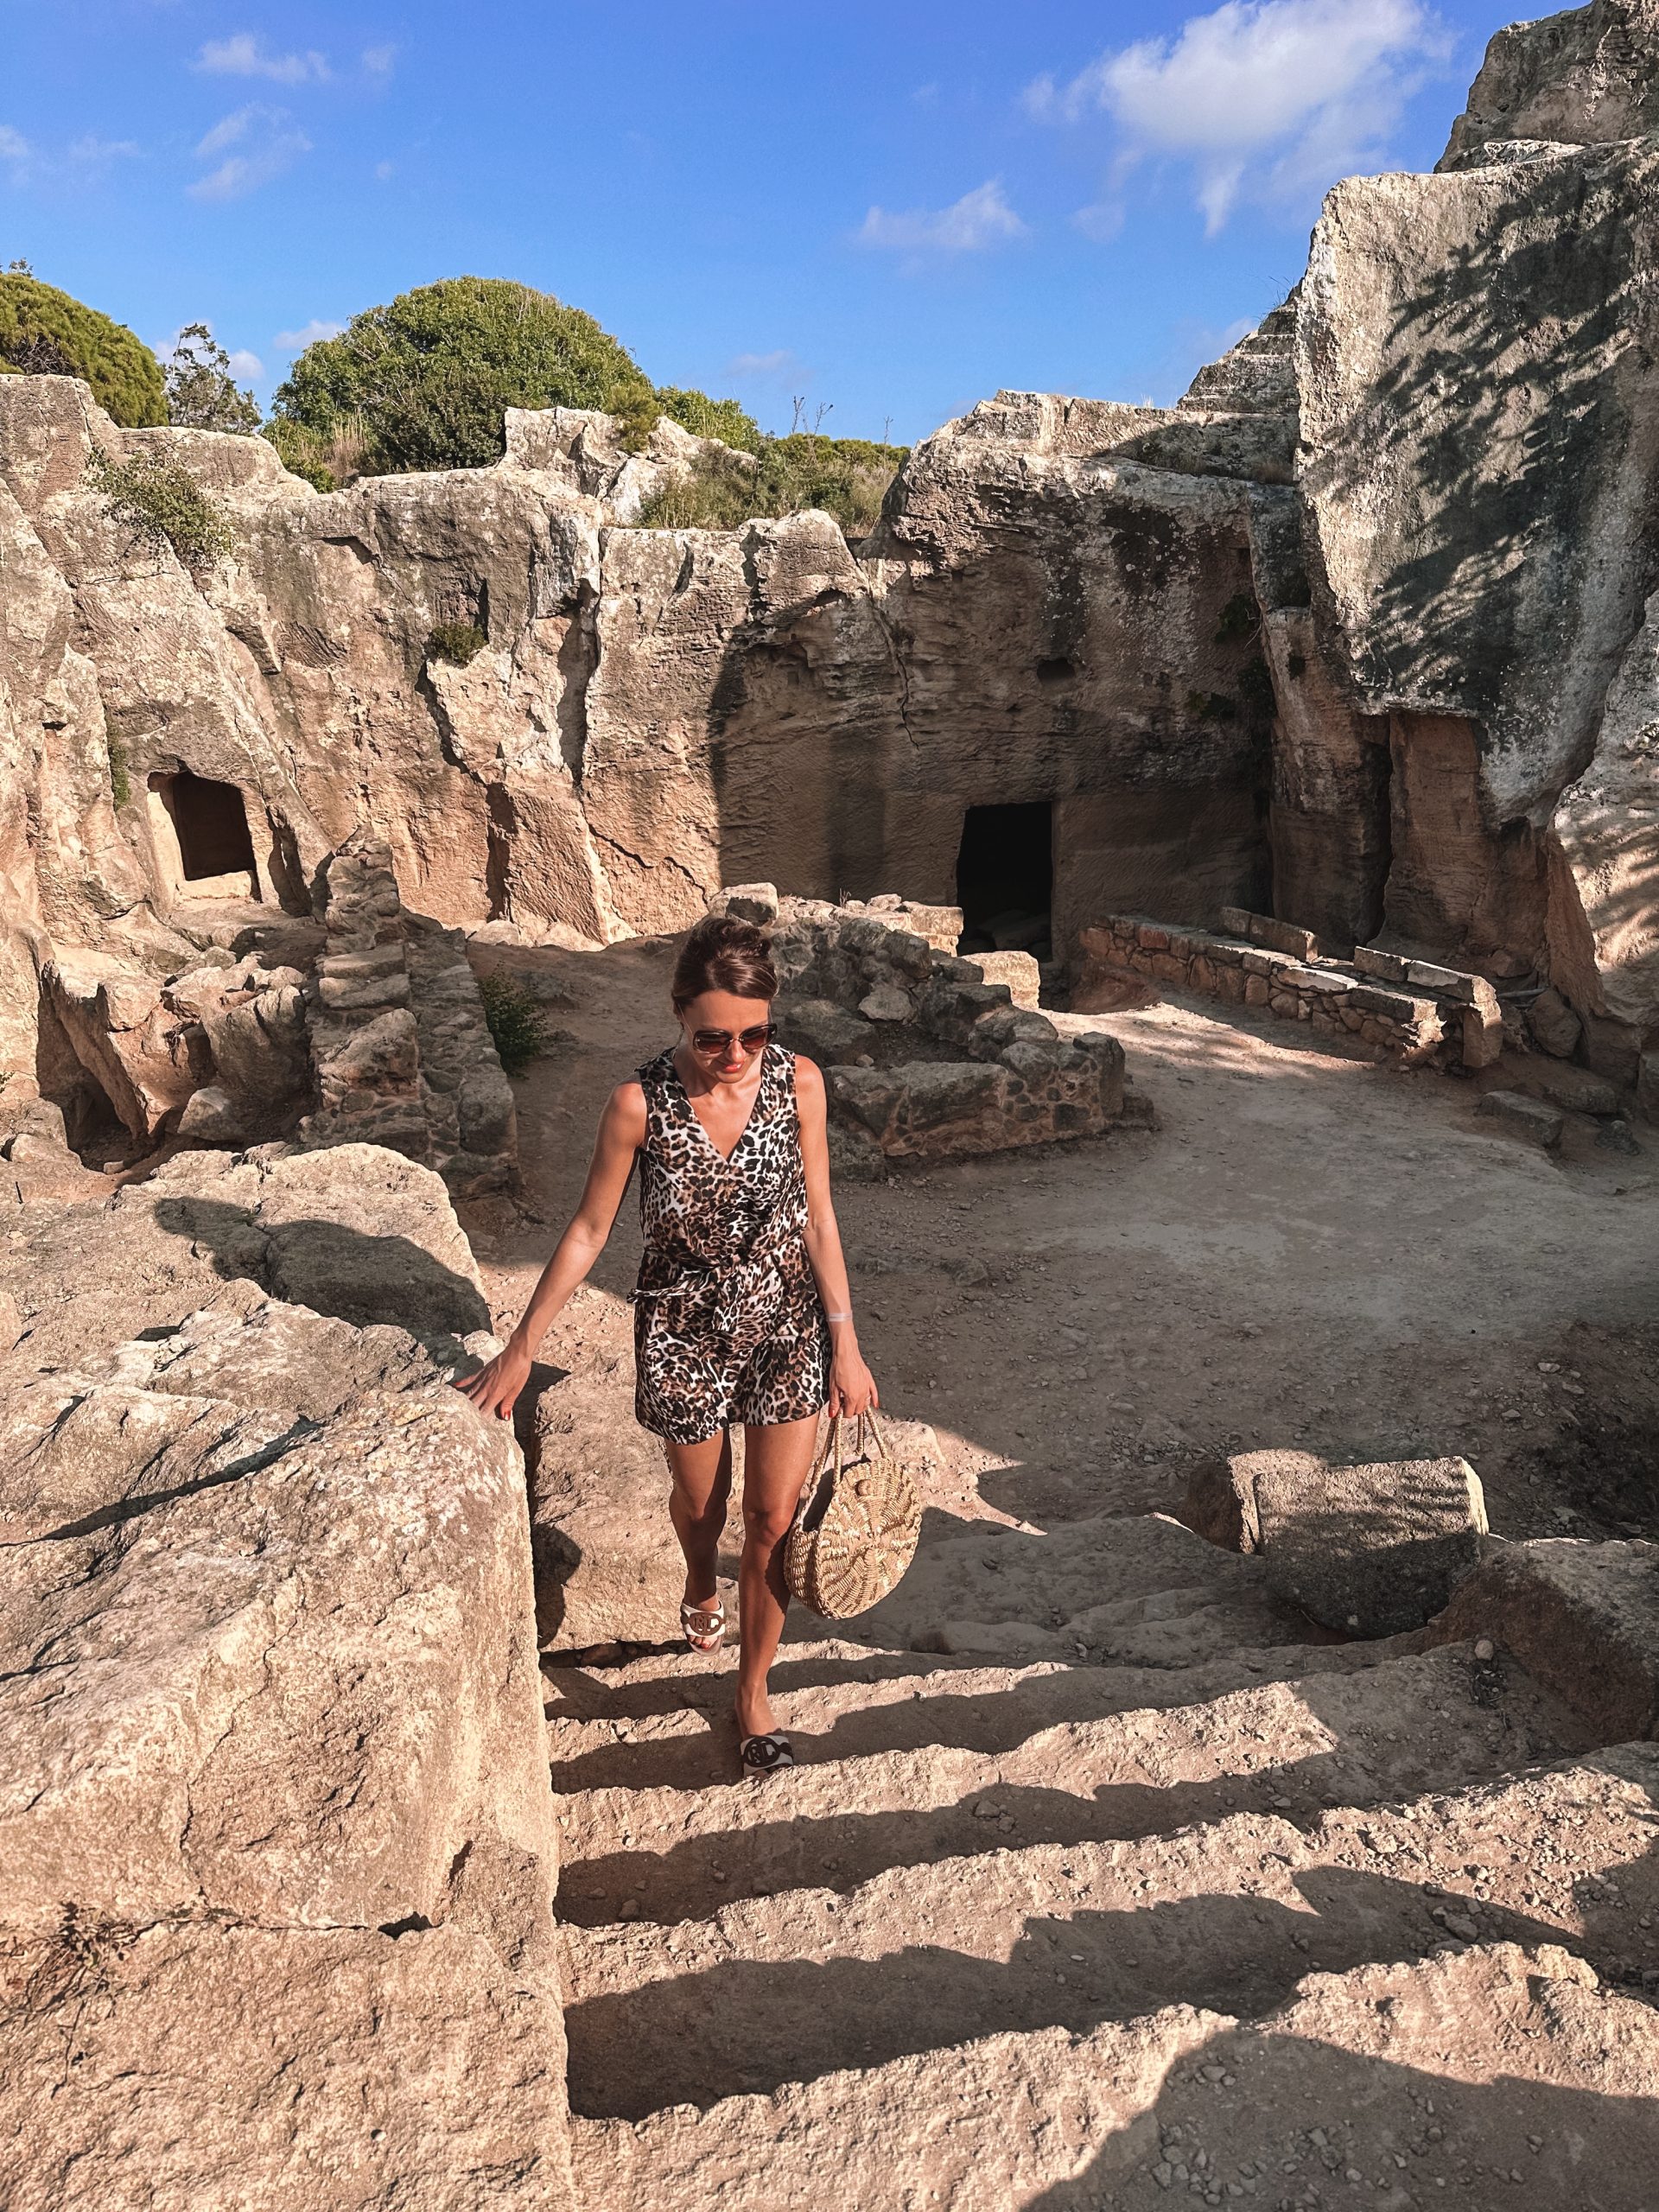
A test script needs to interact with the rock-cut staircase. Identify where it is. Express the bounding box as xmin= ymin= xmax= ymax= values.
xmin=544 ymin=1510 xmax=1659 ymax=2211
